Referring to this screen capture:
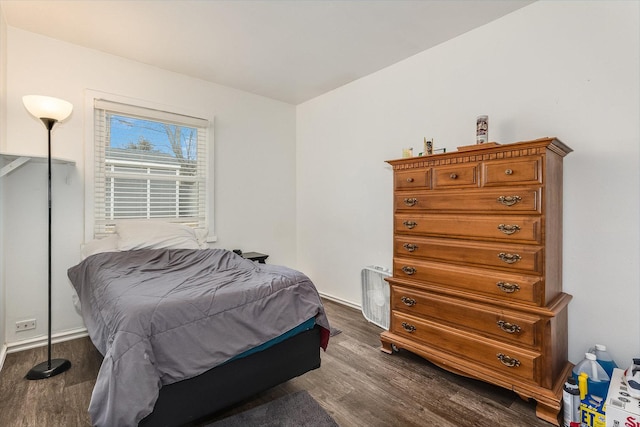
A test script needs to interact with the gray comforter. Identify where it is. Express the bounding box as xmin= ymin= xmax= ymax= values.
xmin=67 ymin=249 xmax=330 ymax=427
